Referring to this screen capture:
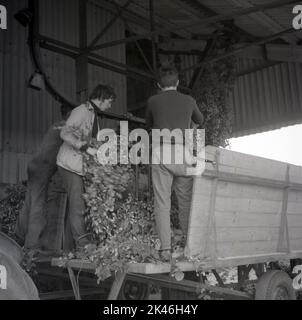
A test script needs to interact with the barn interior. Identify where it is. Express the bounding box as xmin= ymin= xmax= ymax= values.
xmin=0 ymin=0 xmax=301 ymax=186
